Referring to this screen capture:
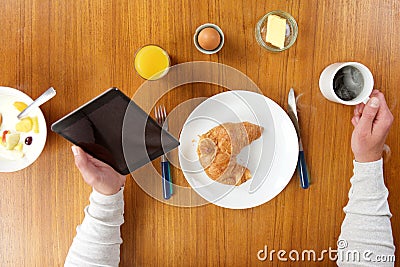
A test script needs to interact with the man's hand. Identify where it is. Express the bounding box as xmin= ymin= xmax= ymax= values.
xmin=351 ymin=90 xmax=394 ymax=162
xmin=72 ymin=146 xmax=126 ymax=195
